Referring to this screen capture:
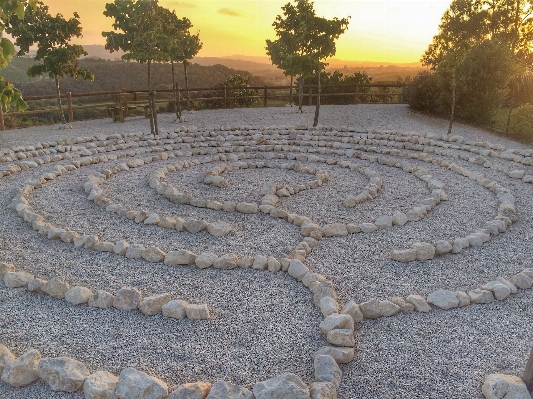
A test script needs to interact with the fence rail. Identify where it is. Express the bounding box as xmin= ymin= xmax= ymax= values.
xmin=0 ymin=83 xmax=408 ymax=130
